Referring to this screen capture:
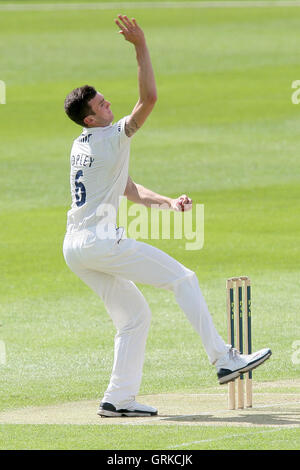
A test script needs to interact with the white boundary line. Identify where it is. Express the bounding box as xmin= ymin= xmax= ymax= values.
xmin=1 ymin=1 xmax=300 ymax=12
xmin=167 ymin=428 xmax=291 ymax=449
